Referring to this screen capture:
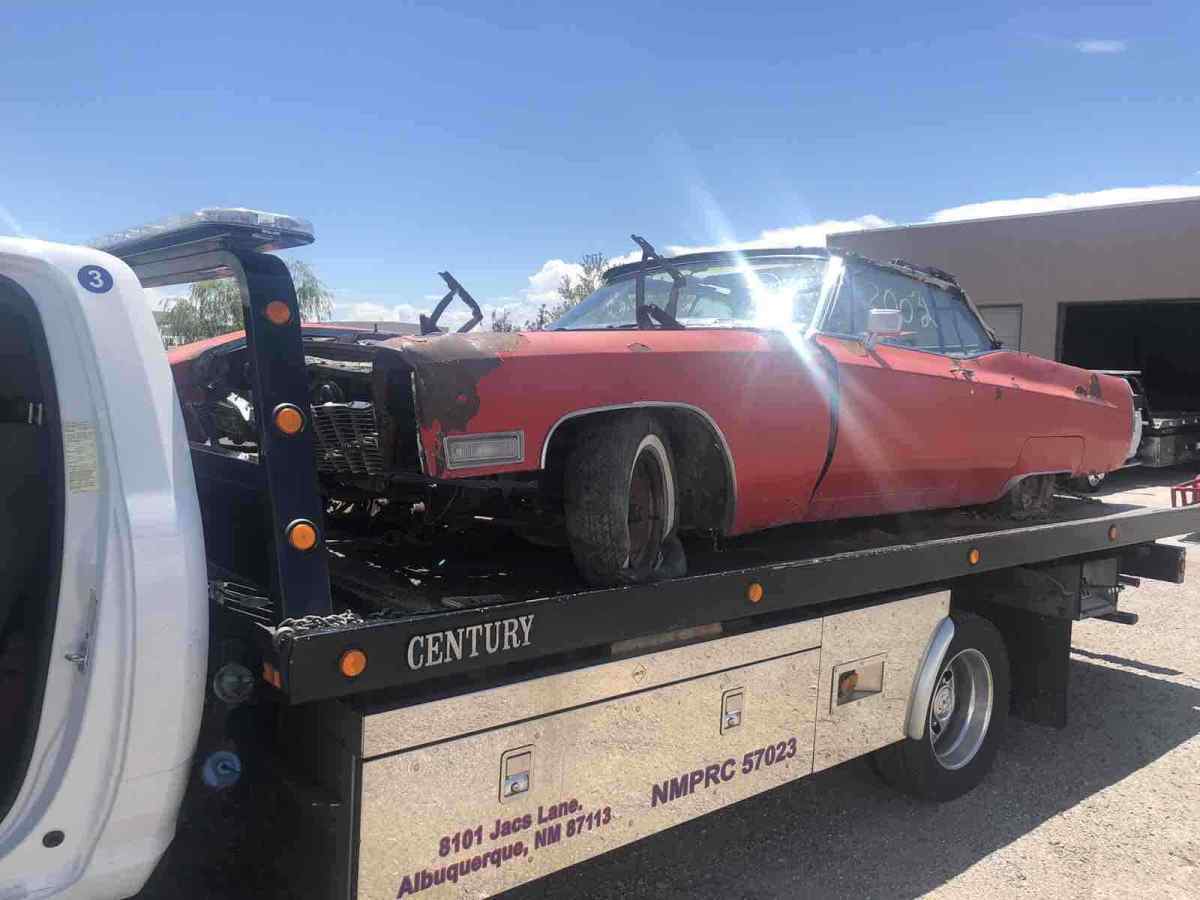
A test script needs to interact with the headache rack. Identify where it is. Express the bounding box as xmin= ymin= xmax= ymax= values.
xmin=101 ymin=209 xmax=1200 ymax=709
xmin=99 ymin=208 xmax=337 ymax=621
